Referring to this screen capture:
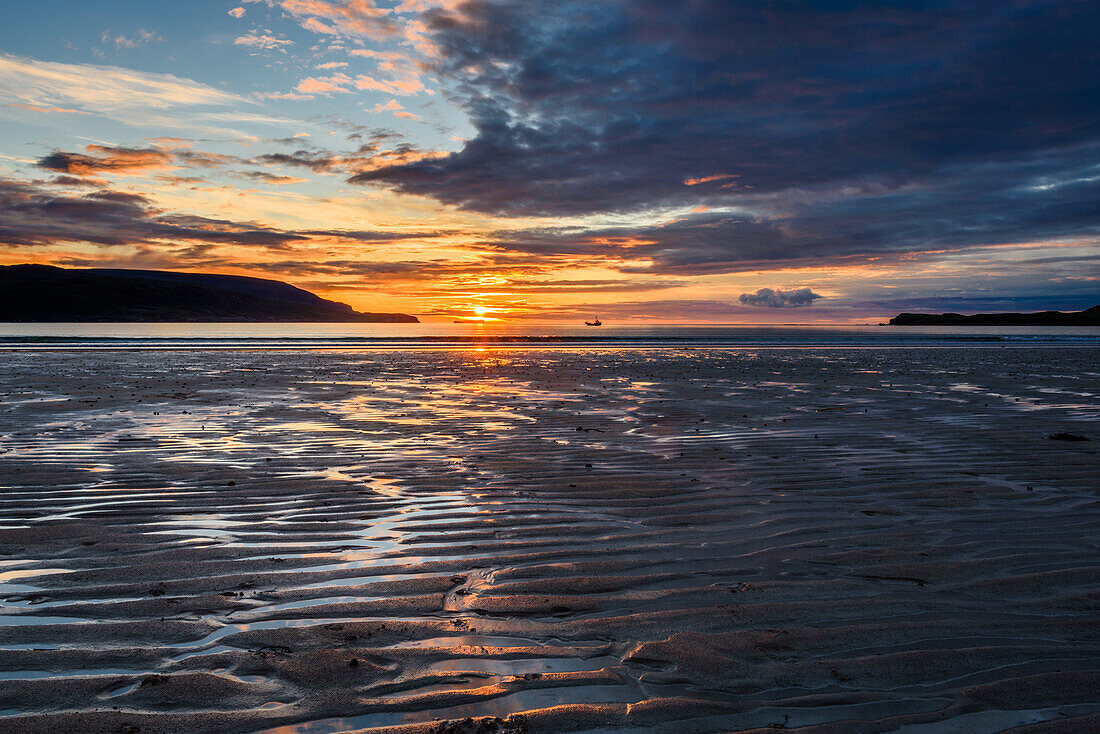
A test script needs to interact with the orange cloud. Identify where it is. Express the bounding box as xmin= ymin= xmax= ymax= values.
xmin=347 ymin=50 xmax=428 ymax=95
xmin=256 ymin=0 xmax=395 ymax=41
xmin=3 ymin=102 xmax=90 ymax=115
xmin=295 ymin=73 xmax=352 ymax=95
xmin=684 ymin=173 xmax=739 ymax=186
xmin=369 ymin=99 xmax=418 ymax=119
xmin=37 ymin=144 xmax=175 ymax=178
xmin=354 ymin=74 xmax=424 ymax=96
